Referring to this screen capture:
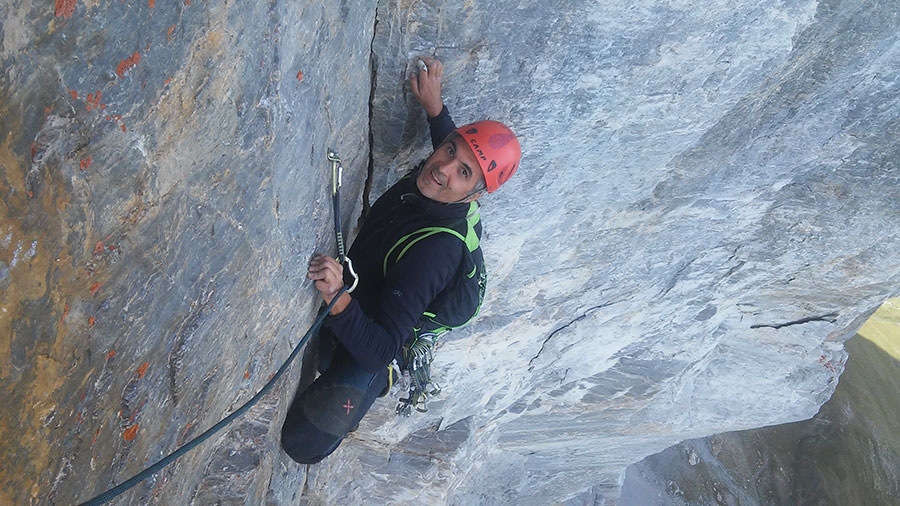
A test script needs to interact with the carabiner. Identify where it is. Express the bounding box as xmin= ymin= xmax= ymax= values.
xmin=327 ymin=148 xmax=358 ymax=293
xmin=327 ymin=149 xmax=343 ymax=196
